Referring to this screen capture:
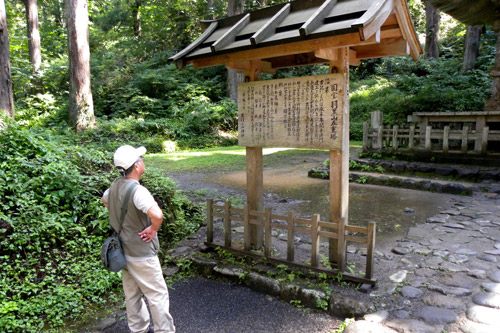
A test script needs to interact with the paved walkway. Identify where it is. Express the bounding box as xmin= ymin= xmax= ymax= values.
xmin=345 ymin=191 xmax=500 ymax=333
